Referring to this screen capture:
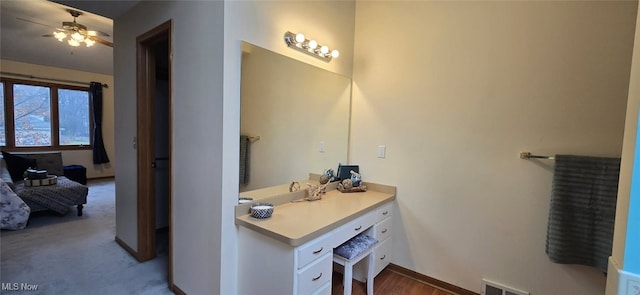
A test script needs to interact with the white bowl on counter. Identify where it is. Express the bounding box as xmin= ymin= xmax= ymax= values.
xmin=250 ymin=202 xmax=274 ymax=219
